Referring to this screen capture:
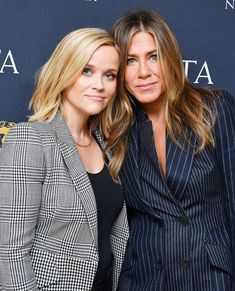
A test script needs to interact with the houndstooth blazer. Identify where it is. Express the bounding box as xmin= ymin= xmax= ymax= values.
xmin=0 ymin=112 xmax=129 ymax=291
